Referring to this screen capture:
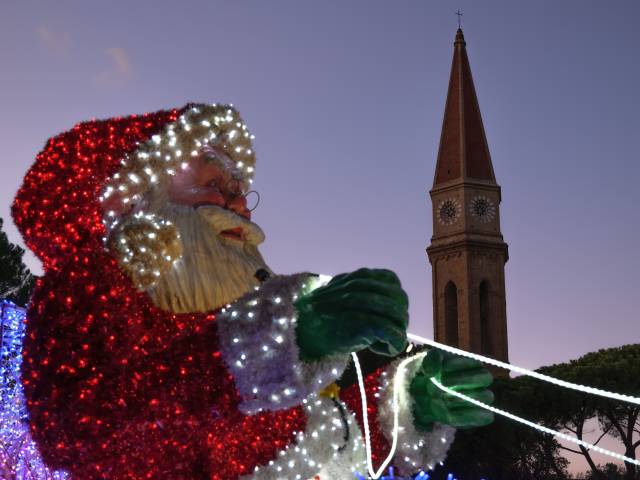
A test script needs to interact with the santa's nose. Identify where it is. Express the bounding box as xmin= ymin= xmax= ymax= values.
xmin=226 ymin=194 xmax=251 ymax=220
